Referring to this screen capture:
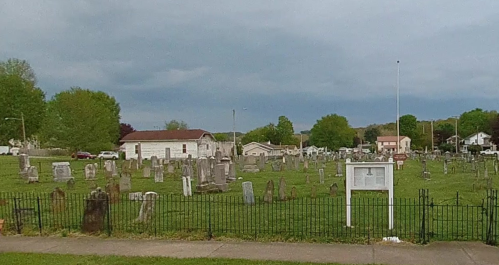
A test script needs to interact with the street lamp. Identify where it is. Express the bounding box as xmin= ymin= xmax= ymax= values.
xmin=5 ymin=112 xmax=26 ymax=148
